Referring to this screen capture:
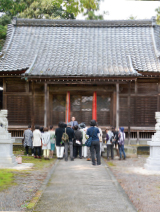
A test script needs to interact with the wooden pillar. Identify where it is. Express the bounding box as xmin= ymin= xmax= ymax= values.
xmin=157 ymin=79 xmax=160 ymax=111
xmin=116 ymin=83 xmax=119 ymax=129
xmin=31 ymin=81 xmax=35 ymax=131
xmin=3 ymin=78 xmax=7 ymax=109
xmin=128 ymin=82 xmax=131 ymax=144
xmin=112 ymin=91 xmax=116 ymax=127
xmin=92 ymin=91 xmax=97 ymax=121
xmin=135 ymin=80 xmax=139 ymax=144
xmin=44 ymin=83 xmax=49 ymax=128
xmin=65 ymin=91 xmax=70 ymax=124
